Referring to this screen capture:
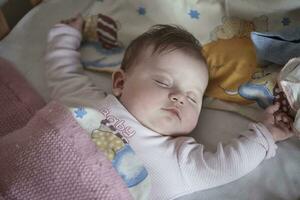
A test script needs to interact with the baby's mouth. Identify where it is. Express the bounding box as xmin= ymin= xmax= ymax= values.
xmin=162 ymin=107 xmax=181 ymax=120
